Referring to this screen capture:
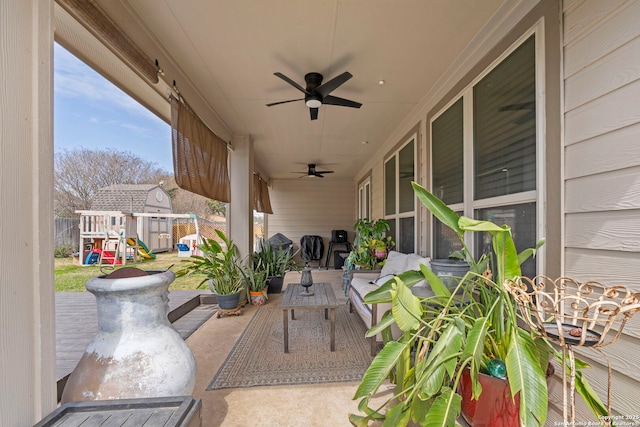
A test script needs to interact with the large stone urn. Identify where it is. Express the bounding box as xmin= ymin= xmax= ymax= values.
xmin=61 ymin=268 xmax=197 ymax=403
